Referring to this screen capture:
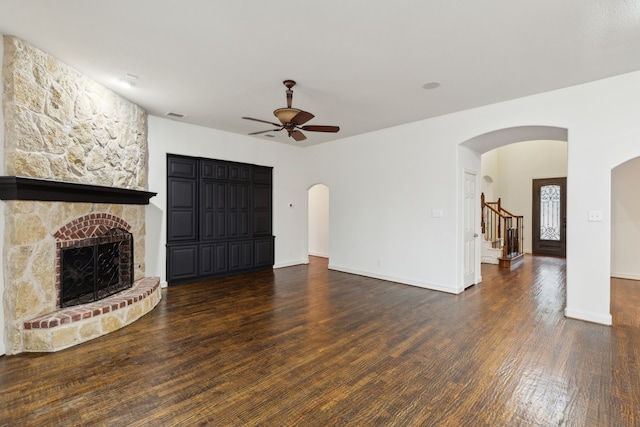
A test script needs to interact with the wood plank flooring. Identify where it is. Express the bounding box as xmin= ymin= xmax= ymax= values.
xmin=1 ymin=255 xmax=639 ymax=426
